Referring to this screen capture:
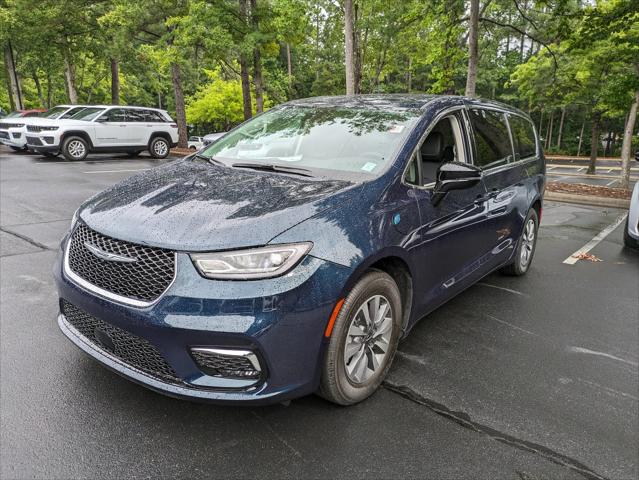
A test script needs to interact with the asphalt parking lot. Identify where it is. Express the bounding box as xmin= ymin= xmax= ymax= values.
xmin=546 ymin=157 xmax=638 ymax=188
xmin=1 ymin=147 xmax=637 ymax=479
